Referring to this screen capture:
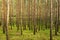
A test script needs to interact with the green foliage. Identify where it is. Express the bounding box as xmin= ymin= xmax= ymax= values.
xmin=0 ymin=26 xmax=60 ymax=40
